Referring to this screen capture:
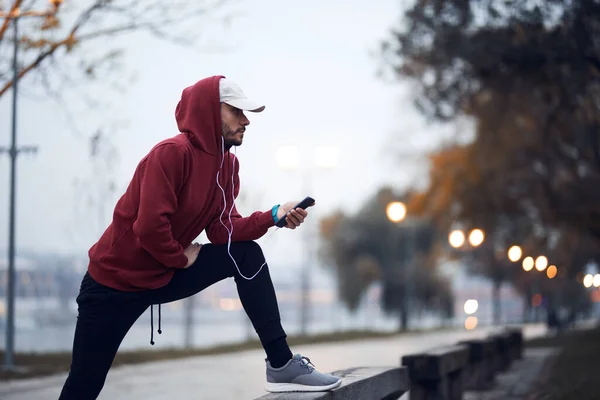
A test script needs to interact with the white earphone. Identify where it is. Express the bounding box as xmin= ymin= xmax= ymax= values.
xmin=215 ymin=136 xmax=267 ymax=280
